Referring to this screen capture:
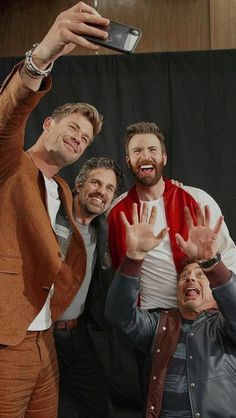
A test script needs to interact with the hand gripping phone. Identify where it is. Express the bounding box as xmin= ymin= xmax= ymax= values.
xmin=84 ymin=20 xmax=142 ymax=54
